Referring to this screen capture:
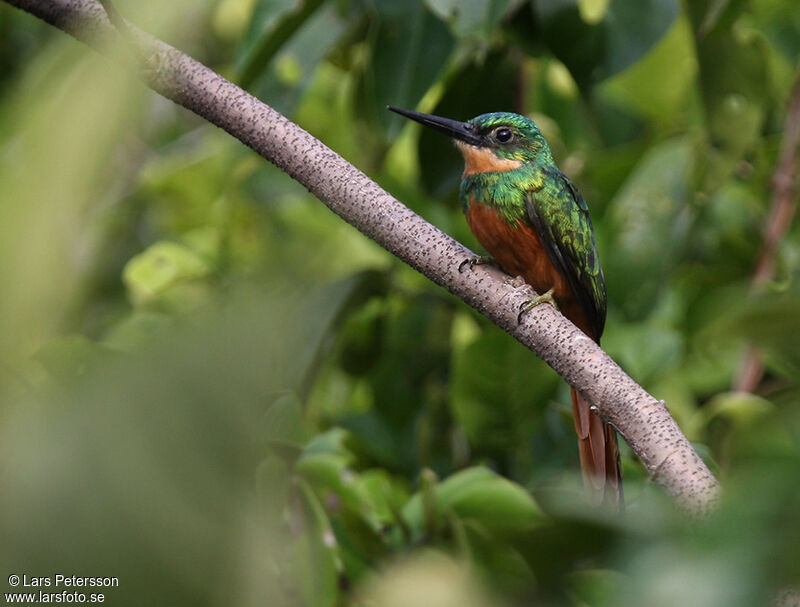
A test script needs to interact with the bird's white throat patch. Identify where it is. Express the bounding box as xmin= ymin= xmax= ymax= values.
xmin=455 ymin=141 xmax=523 ymax=175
